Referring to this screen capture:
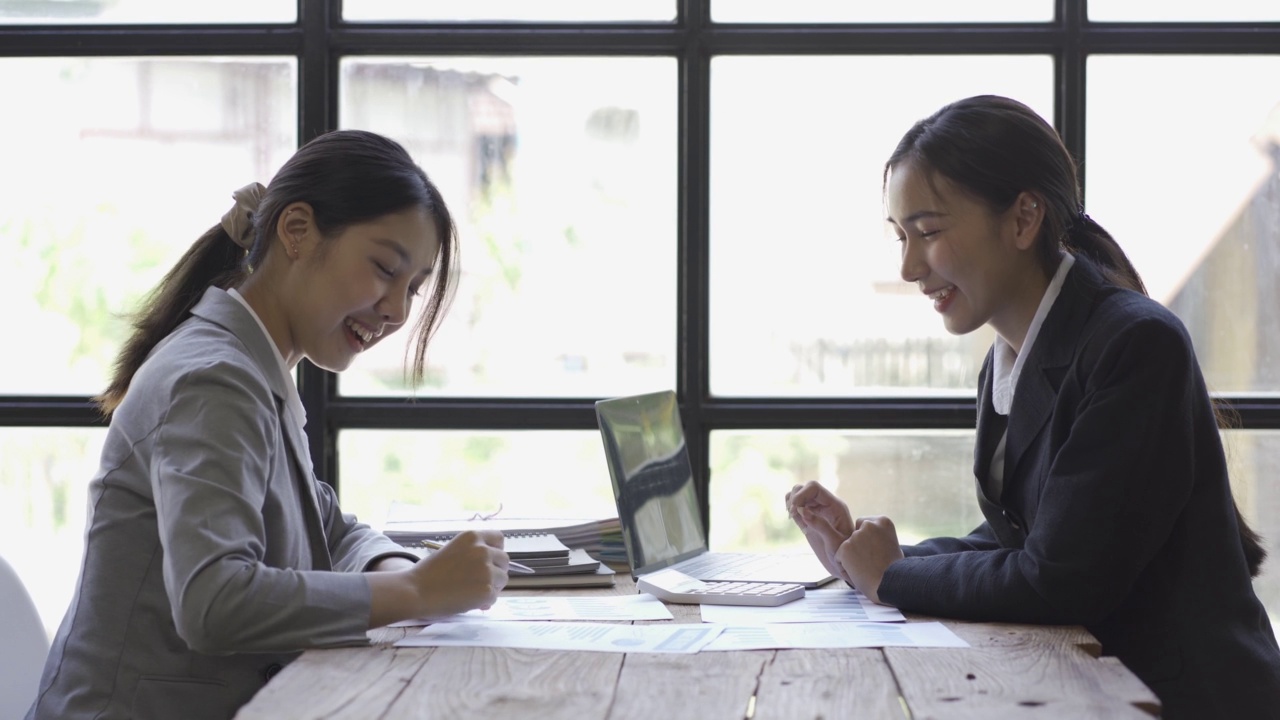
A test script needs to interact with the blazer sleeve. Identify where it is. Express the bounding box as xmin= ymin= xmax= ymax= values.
xmin=151 ymin=359 xmax=374 ymax=655
xmin=879 ymin=315 xmax=1199 ymax=625
xmin=316 ymin=482 xmax=421 ymax=572
xmin=902 ymin=522 xmax=1001 ymax=557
